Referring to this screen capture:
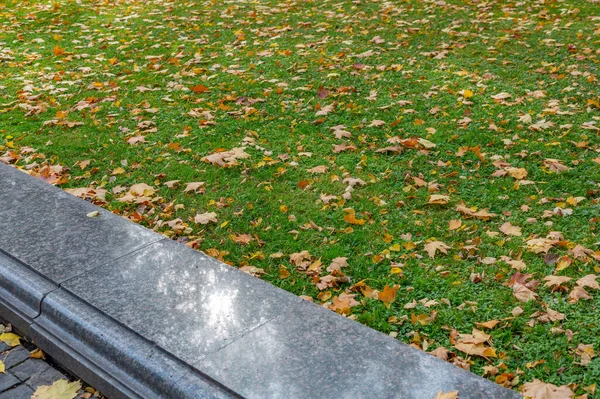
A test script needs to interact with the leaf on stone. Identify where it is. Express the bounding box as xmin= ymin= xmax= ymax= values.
xmin=0 ymin=332 xmax=21 ymax=347
xmin=32 ymin=380 xmax=82 ymax=399
xmin=194 ymin=212 xmax=217 ymax=225
xmin=434 ymin=391 xmax=458 ymax=399
xmin=0 ymin=360 xmax=4 ymax=374
xmin=521 ymin=379 xmax=574 ymax=399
